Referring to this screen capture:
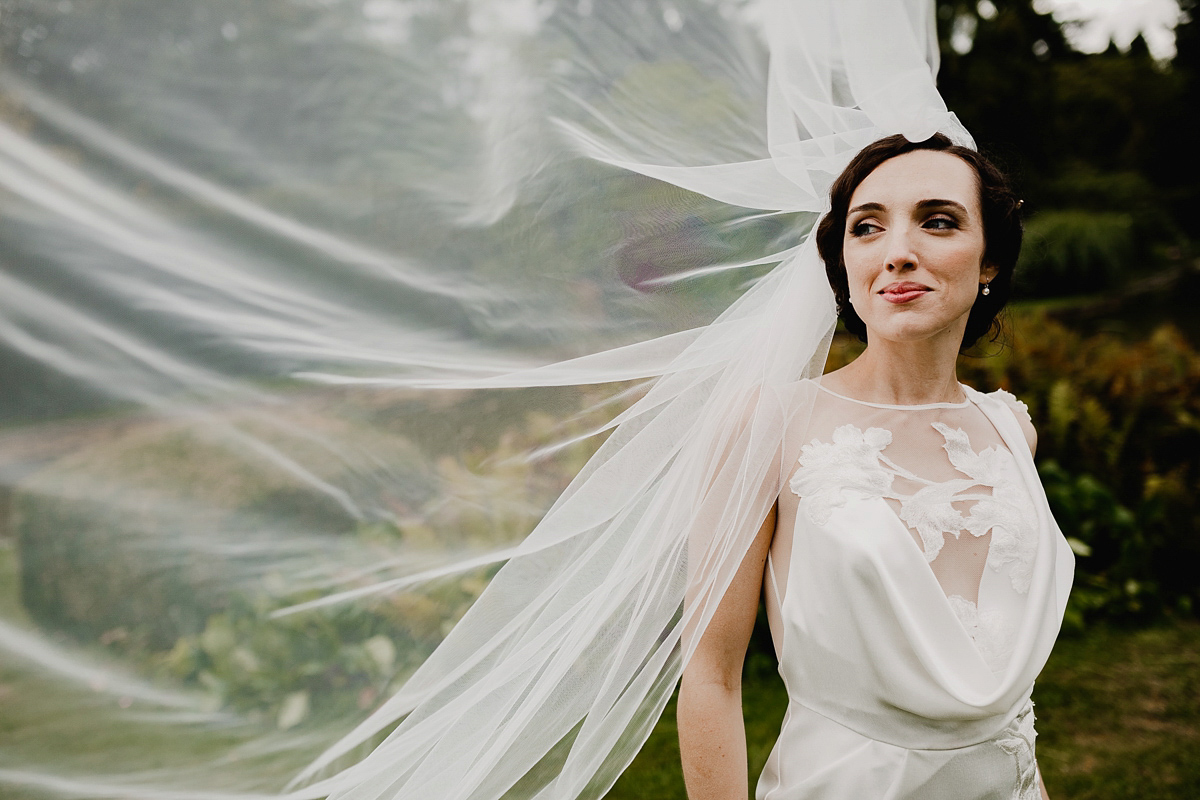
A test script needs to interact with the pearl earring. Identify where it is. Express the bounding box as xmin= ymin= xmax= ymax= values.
xmin=981 ymin=281 xmax=991 ymax=296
